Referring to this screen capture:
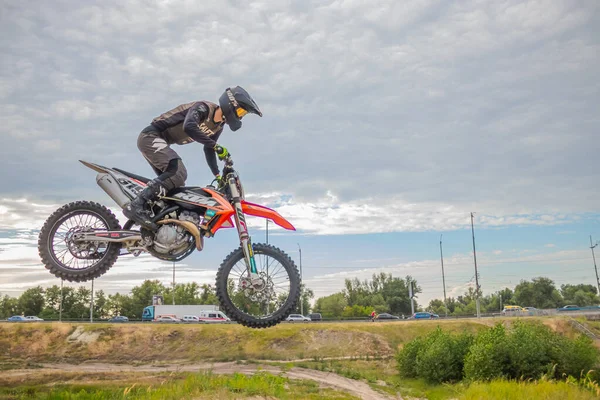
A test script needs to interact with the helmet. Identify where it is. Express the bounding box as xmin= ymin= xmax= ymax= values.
xmin=218 ymin=86 xmax=262 ymax=131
